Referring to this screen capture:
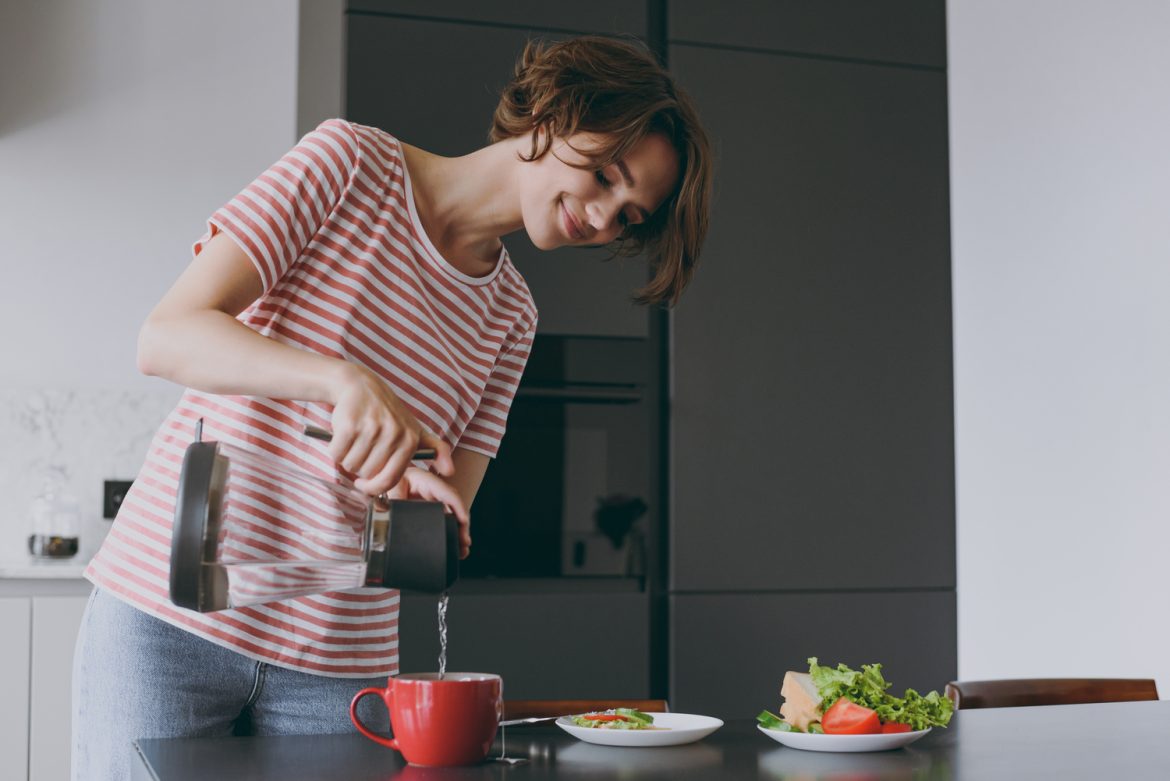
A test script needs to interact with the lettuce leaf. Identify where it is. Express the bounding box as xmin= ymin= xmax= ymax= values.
xmin=807 ymin=657 xmax=953 ymax=730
